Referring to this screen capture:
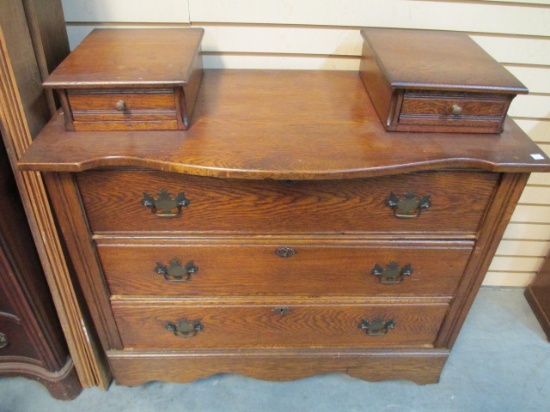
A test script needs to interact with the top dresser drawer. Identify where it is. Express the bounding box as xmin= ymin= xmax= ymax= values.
xmin=76 ymin=170 xmax=498 ymax=236
xmin=398 ymin=91 xmax=510 ymax=132
xmin=67 ymin=89 xmax=179 ymax=131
